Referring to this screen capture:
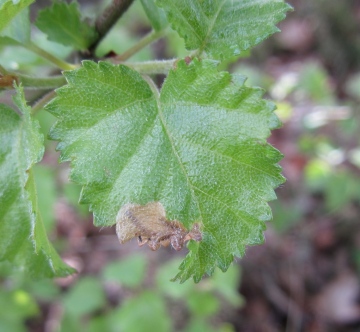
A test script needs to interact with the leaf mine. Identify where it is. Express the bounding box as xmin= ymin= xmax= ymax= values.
xmin=116 ymin=202 xmax=202 ymax=251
